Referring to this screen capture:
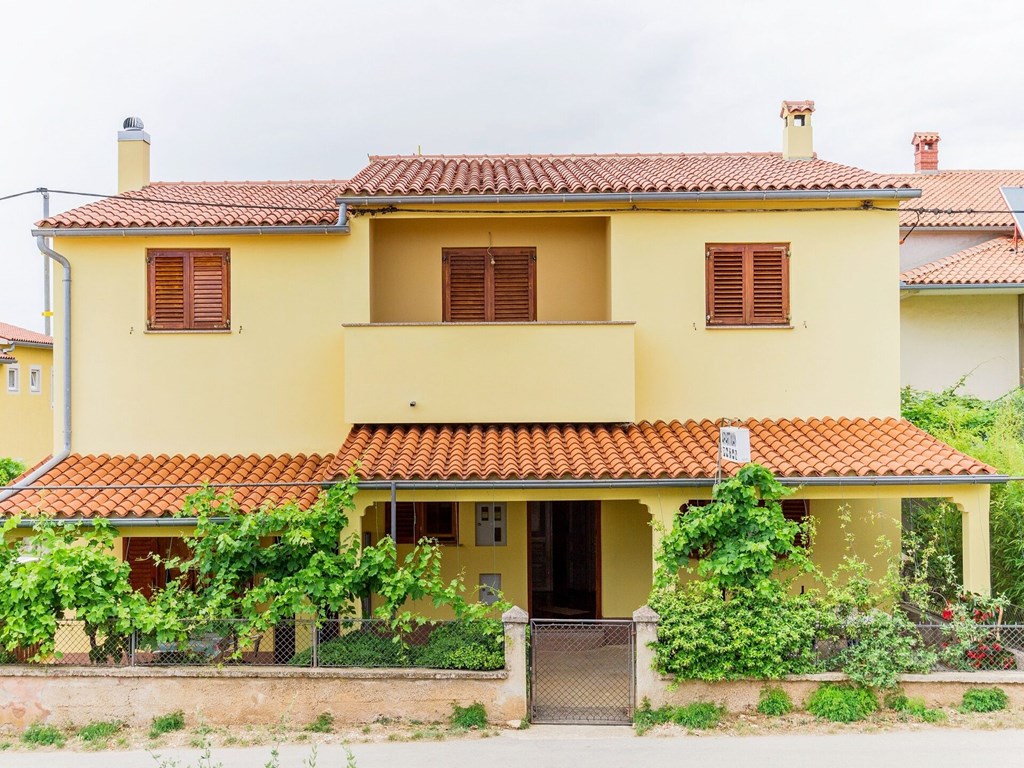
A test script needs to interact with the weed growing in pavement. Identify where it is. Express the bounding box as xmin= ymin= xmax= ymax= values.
xmin=21 ymin=723 xmax=66 ymax=747
xmin=149 ymin=710 xmax=186 ymax=739
xmin=960 ymin=687 xmax=1009 ymax=713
